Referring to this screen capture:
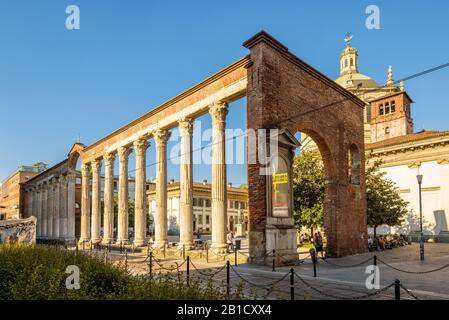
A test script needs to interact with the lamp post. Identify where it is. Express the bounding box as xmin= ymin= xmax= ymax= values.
xmin=416 ymin=174 xmax=424 ymax=261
